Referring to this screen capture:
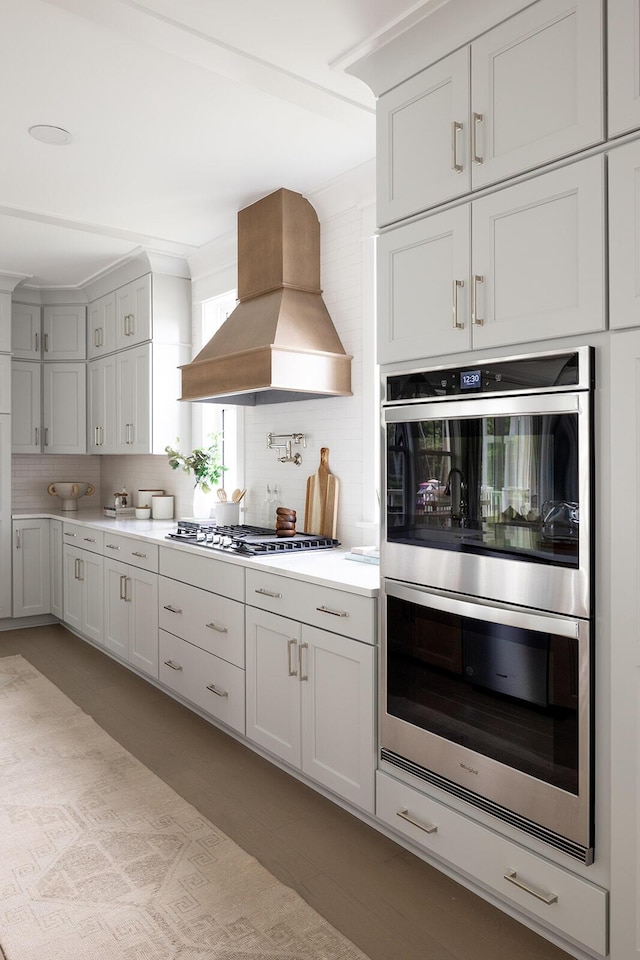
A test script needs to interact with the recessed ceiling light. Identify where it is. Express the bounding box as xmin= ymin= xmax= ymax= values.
xmin=28 ymin=124 xmax=73 ymax=146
